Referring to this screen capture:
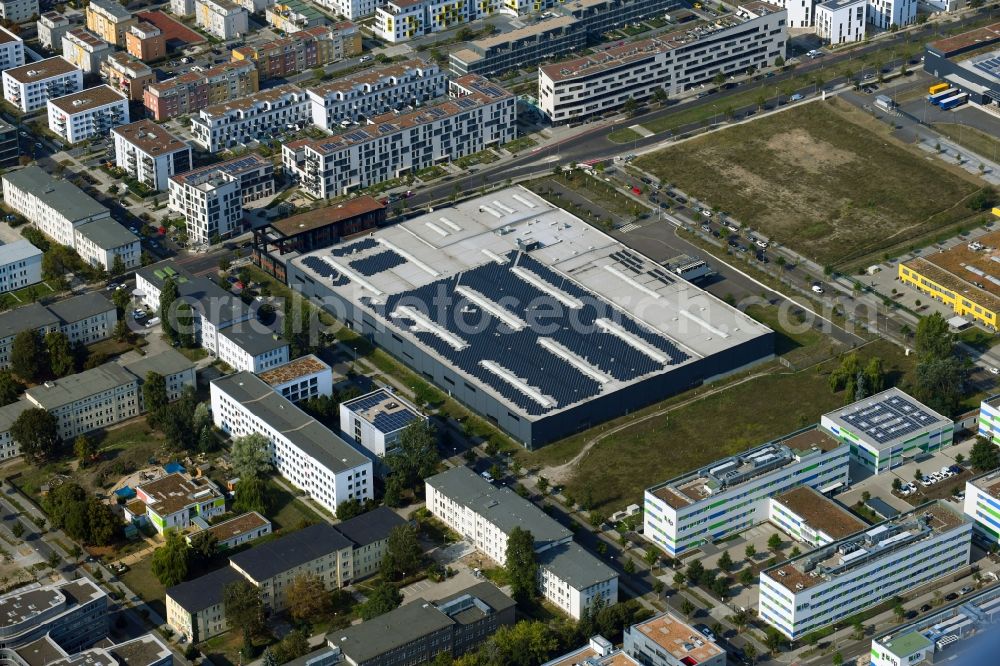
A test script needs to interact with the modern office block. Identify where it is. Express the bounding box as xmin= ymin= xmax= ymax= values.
xmin=339 ymin=388 xmax=427 ymax=457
